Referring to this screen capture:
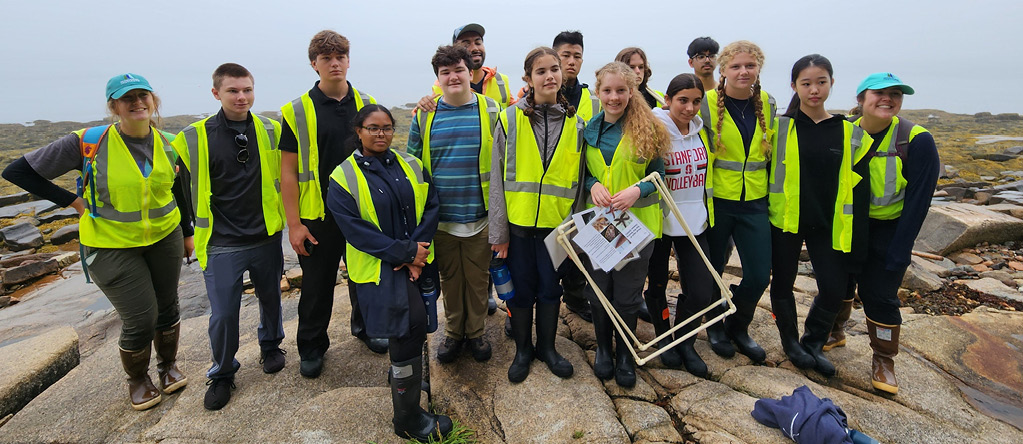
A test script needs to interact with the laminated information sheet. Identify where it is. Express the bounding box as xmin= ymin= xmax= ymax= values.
xmin=570 ymin=206 xmax=653 ymax=272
